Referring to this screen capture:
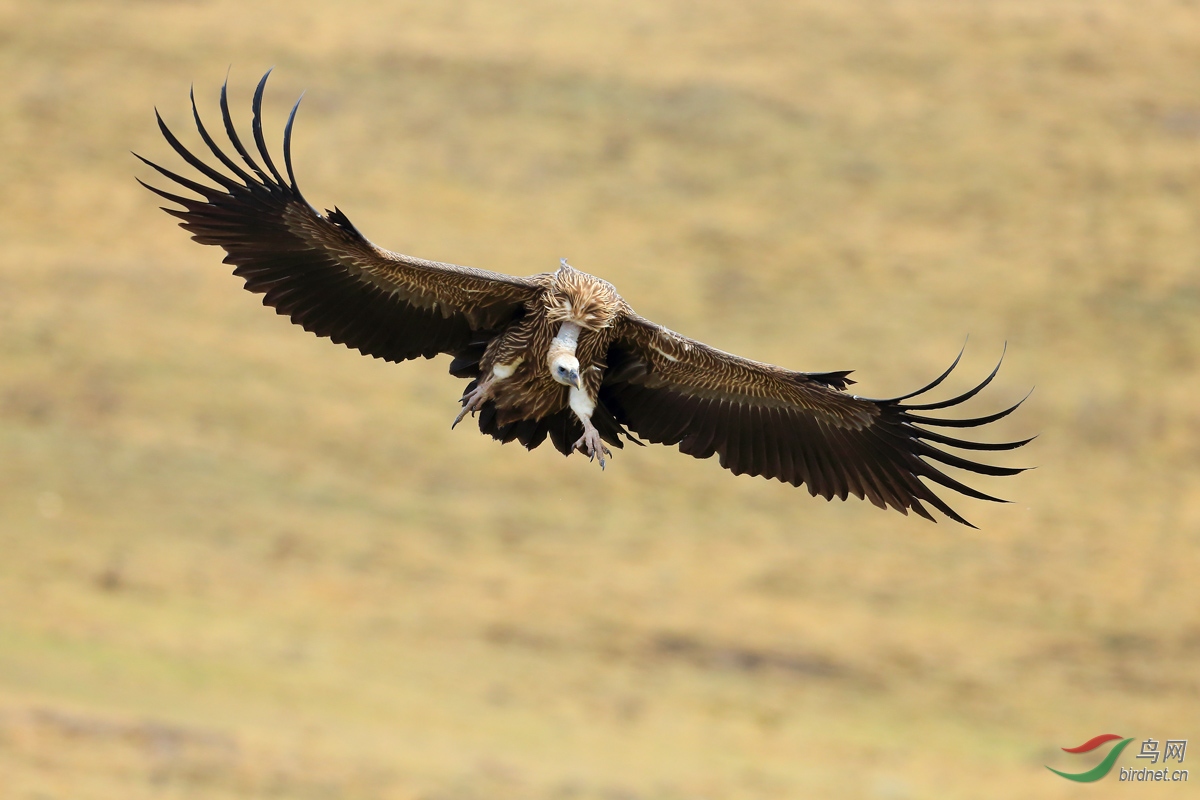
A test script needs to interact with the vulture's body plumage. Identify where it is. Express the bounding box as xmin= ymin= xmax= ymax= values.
xmin=138 ymin=72 xmax=1031 ymax=526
